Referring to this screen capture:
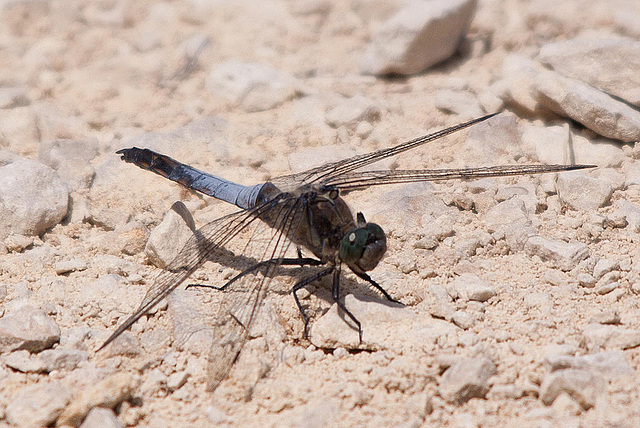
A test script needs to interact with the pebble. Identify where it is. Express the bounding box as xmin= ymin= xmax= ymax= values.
xmin=38 ymin=138 xmax=99 ymax=188
xmin=523 ymin=236 xmax=589 ymax=272
xmin=499 ymin=54 xmax=544 ymax=115
xmin=595 ymin=281 xmax=620 ymax=295
xmin=451 ymin=310 xmax=475 ymax=330
xmin=145 ymin=206 xmax=194 ymax=269
xmin=57 ymin=372 xmax=140 ymax=427
xmin=588 ymin=309 xmax=620 ymax=325
xmin=450 ymin=274 xmax=496 ymax=302
xmin=539 ymin=368 xmax=604 ymax=410
xmin=55 ymin=259 xmax=88 ymax=275
xmin=582 ymin=324 xmax=640 ymax=351
xmin=0 ymin=306 xmax=60 ymax=353
xmin=521 ymin=123 xmax=570 ymax=165
xmin=538 ymin=35 xmax=640 ymax=107
xmin=592 ymin=258 xmax=618 ymax=280
xmin=555 ymin=171 xmax=613 ymax=211
xmin=434 ymin=89 xmax=485 ymax=121
xmin=0 ymin=158 xmax=70 ymax=239
xmin=361 ymin=0 xmax=478 ymax=75
xmin=167 ymin=371 xmax=190 ymax=391
xmin=79 ymin=407 xmax=124 ymax=428
xmin=38 ymin=349 xmax=89 ymax=371
xmin=608 ymin=199 xmax=640 ymax=232
xmin=205 ymin=61 xmax=299 ymax=112
xmin=310 ymin=294 xmax=457 ymax=350
xmin=4 ymin=233 xmax=34 ymax=253
xmin=5 ymin=381 xmax=71 ymax=426
xmin=324 ymin=95 xmax=381 ymax=128
xmin=544 ymin=351 xmax=633 ymax=379
xmin=534 ymin=69 xmax=640 ymax=142
xmin=543 ymin=269 xmax=565 ymax=286
xmin=439 ymin=356 xmax=497 ymax=404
